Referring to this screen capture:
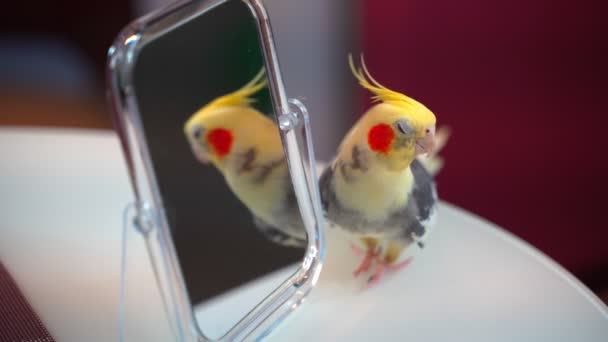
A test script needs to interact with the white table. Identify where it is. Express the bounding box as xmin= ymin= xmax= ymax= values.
xmin=1 ymin=128 xmax=607 ymax=341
